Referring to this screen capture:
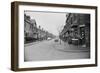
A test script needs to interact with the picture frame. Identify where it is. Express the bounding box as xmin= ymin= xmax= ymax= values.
xmin=11 ymin=1 xmax=98 ymax=71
